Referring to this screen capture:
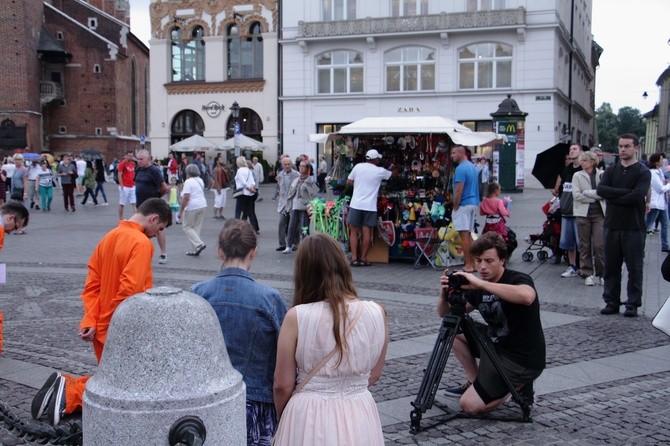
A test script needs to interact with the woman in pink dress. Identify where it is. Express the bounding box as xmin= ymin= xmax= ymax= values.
xmin=273 ymin=233 xmax=389 ymax=445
